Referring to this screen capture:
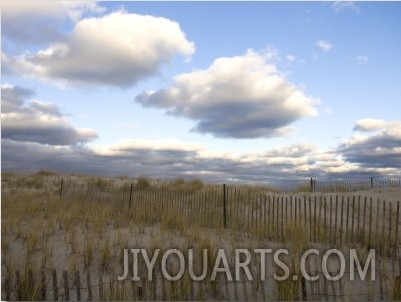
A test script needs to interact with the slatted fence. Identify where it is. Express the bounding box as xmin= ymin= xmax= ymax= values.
xmin=310 ymin=178 xmax=401 ymax=192
xmin=3 ymin=255 xmax=401 ymax=301
xmin=60 ymin=180 xmax=401 ymax=257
